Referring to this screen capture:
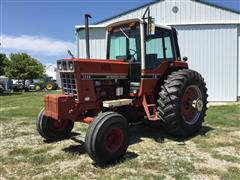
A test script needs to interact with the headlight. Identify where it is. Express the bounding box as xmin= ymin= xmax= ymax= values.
xmin=68 ymin=62 xmax=74 ymax=70
xmin=57 ymin=62 xmax=62 ymax=70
